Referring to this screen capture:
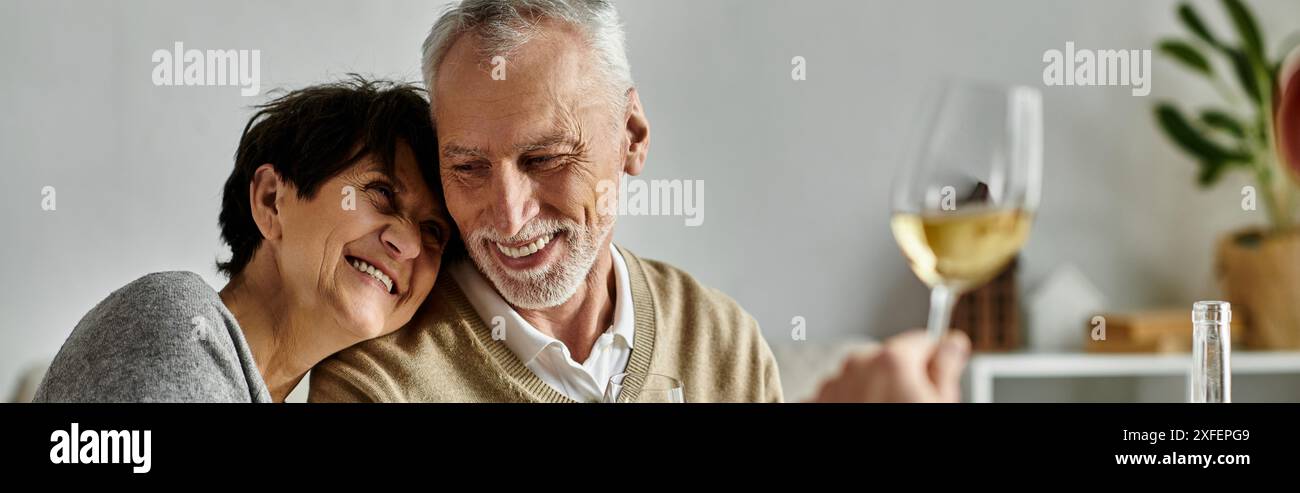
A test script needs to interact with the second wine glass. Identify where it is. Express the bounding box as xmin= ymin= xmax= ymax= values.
xmin=603 ymin=373 xmax=684 ymax=403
